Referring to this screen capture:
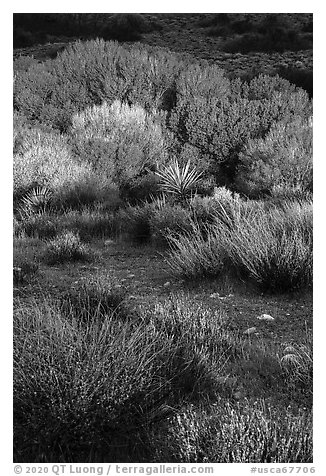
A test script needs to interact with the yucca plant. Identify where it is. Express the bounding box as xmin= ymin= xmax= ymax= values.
xmin=155 ymin=159 xmax=203 ymax=202
xmin=20 ymin=186 xmax=53 ymax=216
